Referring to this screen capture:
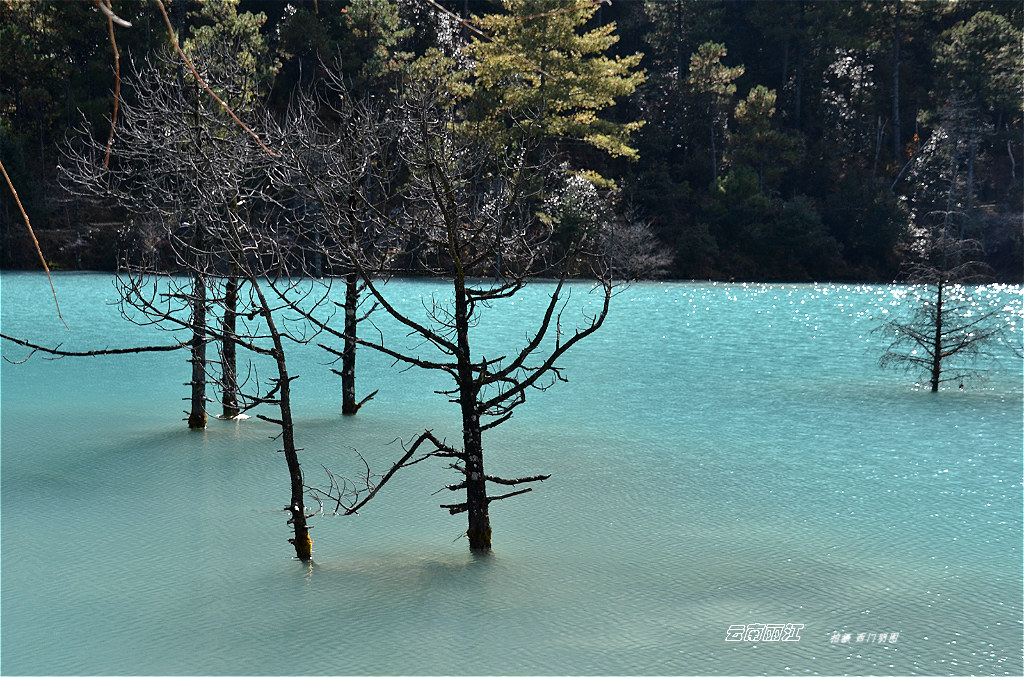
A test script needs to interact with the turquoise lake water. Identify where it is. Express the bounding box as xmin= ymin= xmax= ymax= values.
xmin=1 ymin=271 xmax=1021 ymax=676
